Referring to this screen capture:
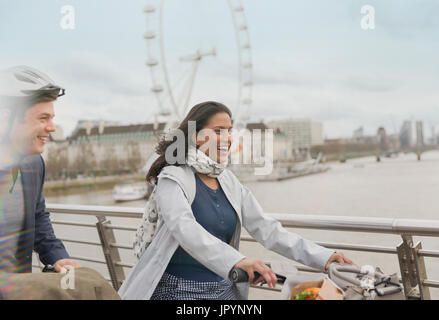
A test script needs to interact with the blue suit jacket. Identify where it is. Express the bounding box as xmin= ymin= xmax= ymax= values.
xmin=18 ymin=155 xmax=70 ymax=272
